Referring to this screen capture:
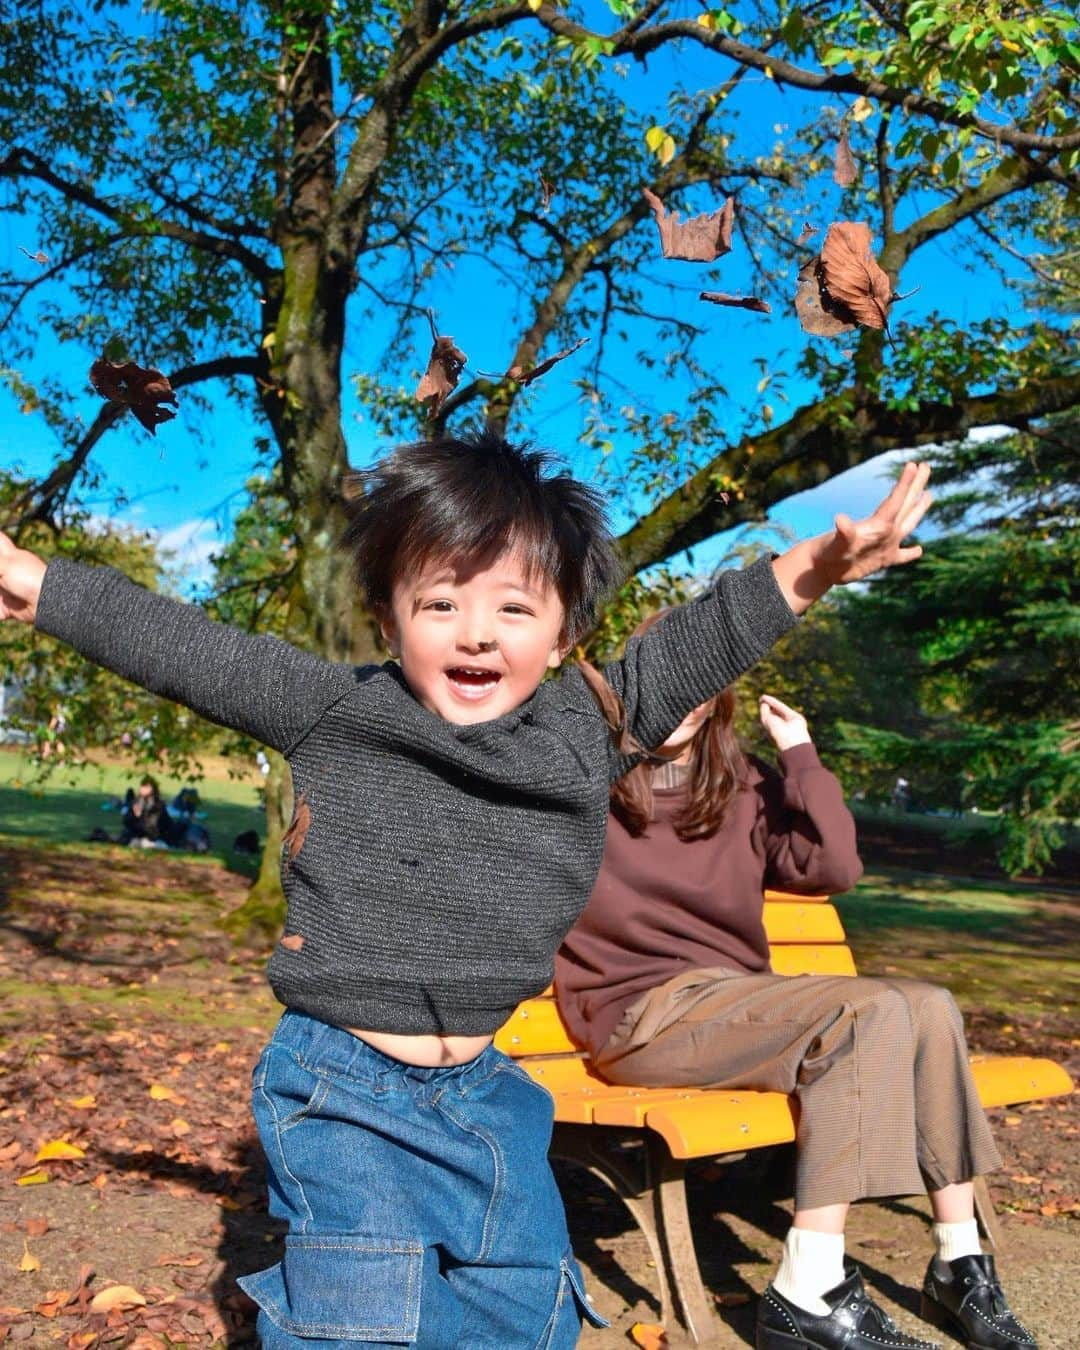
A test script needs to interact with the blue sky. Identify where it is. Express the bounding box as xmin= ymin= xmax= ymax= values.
xmin=0 ymin=8 xmax=1033 ymax=591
